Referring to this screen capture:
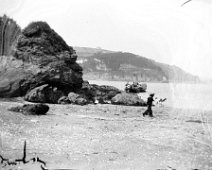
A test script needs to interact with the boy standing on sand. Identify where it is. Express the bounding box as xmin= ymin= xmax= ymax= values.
xmin=143 ymin=93 xmax=154 ymax=117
